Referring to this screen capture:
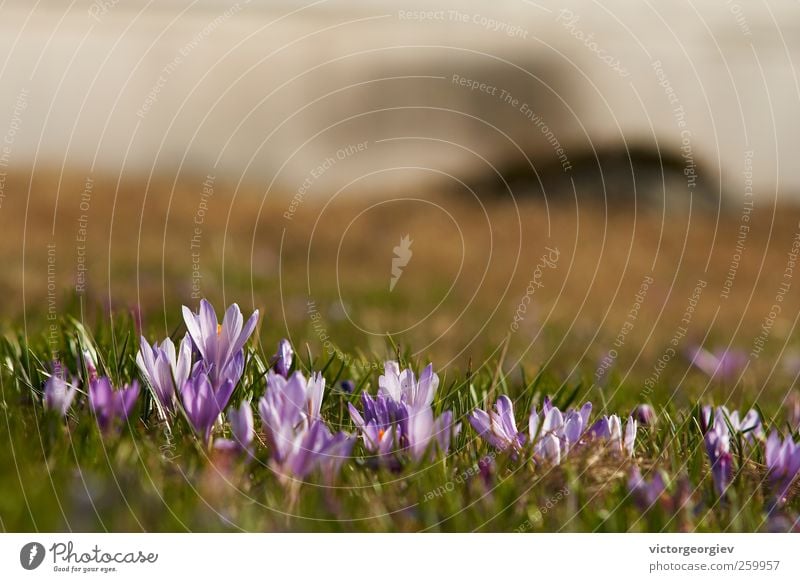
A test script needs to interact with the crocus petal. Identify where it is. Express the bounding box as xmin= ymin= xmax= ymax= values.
xmin=119 ymin=381 xmax=140 ymax=420
xmin=378 ymin=425 xmax=395 ymax=456
xmin=407 ymin=407 xmax=434 ymax=461
xmin=399 ymin=368 xmax=415 ymax=404
xmin=83 ymin=350 xmax=98 ymax=382
xmin=414 ymin=364 xmax=438 ymax=410
xmin=182 ymin=305 xmax=205 ymax=359
xmin=220 ymin=303 xmax=244 ymax=366
xmin=136 ymin=336 xmax=157 ymax=379
xmin=378 ymin=361 xmax=403 ymax=402
xmin=589 ymin=417 xmax=610 ymax=439
xmin=766 ymin=430 xmax=781 ymax=468
xmin=44 ymin=374 xmax=78 ymax=417
xmin=319 ymin=432 xmax=354 ymax=482
xmin=233 ymin=308 xmax=259 ymax=356
xmin=88 ymin=377 xmax=139 ymax=432
xmin=306 ymin=372 xmax=325 ymax=419
xmin=360 ymin=421 xmax=382 ymax=452
xmin=229 ymin=401 xmax=254 ymax=448
xmin=700 ymin=405 xmax=713 ymax=433
xmin=537 ymin=433 xmax=561 ymax=465
xmin=175 ymin=334 xmax=192 ymax=388
xmin=433 ymin=410 xmax=454 ymax=454
xmin=528 ymin=408 xmax=540 ymax=443
xmin=495 ymin=395 xmax=518 ymax=439
xmin=214 ymin=380 xmax=235 ymax=416
xmin=741 ymin=409 xmax=762 ymax=438
xmin=274 ymin=338 xmax=293 ymax=377
xmin=624 ymin=416 xmax=637 ymax=457
xmin=89 ymin=377 xmax=113 ymax=428
xmin=633 ymin=404 xmax=656 ymax=425
xmin=182 ymin=374 xmax=218 ymax=442
xmin=579 ymin=402 xmax=593 ymax=427
xmin=348 ymin=403 xmax=366 ymax=429
xmin=469 ymin=408 xmax=509 ymax=450
xmin=608 ymin=415 xmax=622 ymax=443
xmin=469 ymin=408 xmax=491 ymax=435
xmin=542 ymin=407 xmax=564 ymax=435
xmin=282 ymin=371 xmax=309 ymax=424
xmin=564 ymin=413 xmax=583 ymax=447
xmin=199 ymin=299 xmax=219 ymax=341
xmin=712 ymin=452 xmax=732 ymax=495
